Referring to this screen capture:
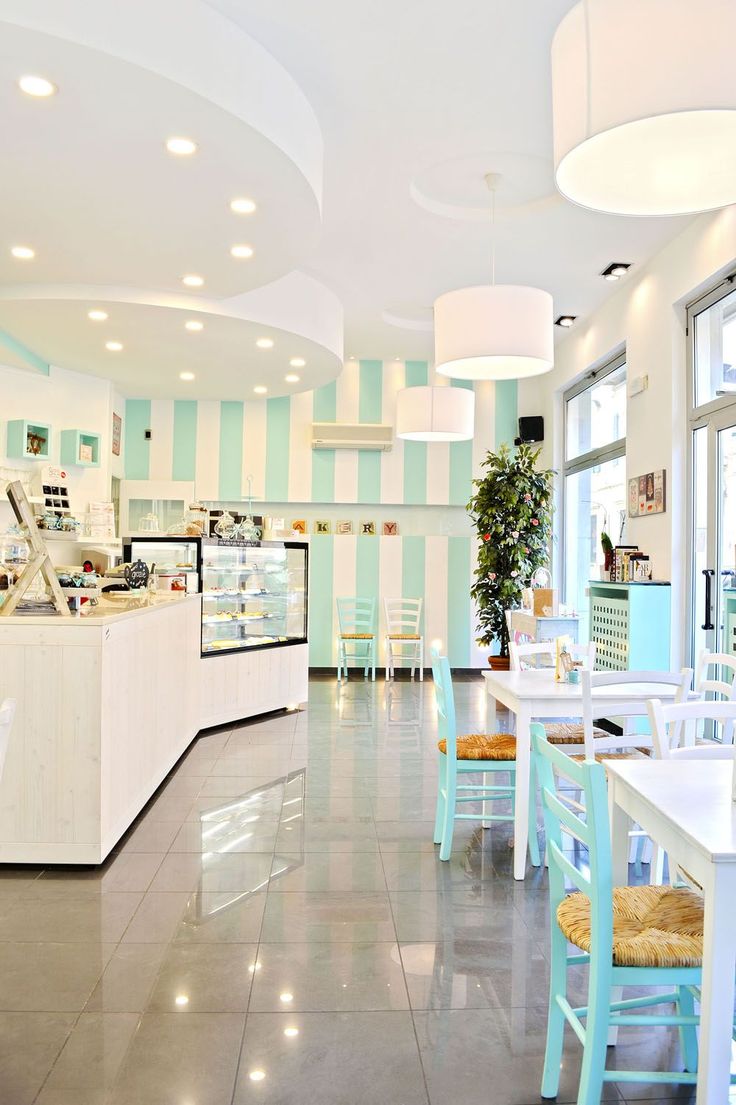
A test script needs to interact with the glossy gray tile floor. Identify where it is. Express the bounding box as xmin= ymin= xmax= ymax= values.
xmin=0 ymin=677 xmax=700 ymax=1104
